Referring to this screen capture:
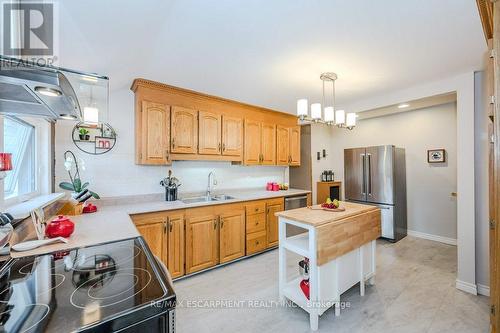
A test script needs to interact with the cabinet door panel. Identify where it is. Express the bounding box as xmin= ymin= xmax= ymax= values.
xmin=261 ymin=123 xmax=276 ymax=165
xmin=289 ymin=126 xmax=301 ymax=166
xmin=167 ymin=214 xmax=185 ymax=278
xmin=136 ymin=222 xmax=165 ymax=262
xmin=139 ymin=101 xmax=170 ymax=165
xmin=276 ymin=125 xmax=290 ymax=166
xmin=199 ymin=111 xmax=221 ymax=155
xmin=266 ymin=203 xmax=283 ymax=248
xmin=186 ymin=214 xmax=218 ymax=273
xmin=219 ymin=210 xmax=245 ymax=263
xmin=244 ymin=120 xmax=261 ymax=165
xmin=171 ymin=106 xmax=198 ymax=154
xmin=222 ymin=116 xmax=243 ymax=157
